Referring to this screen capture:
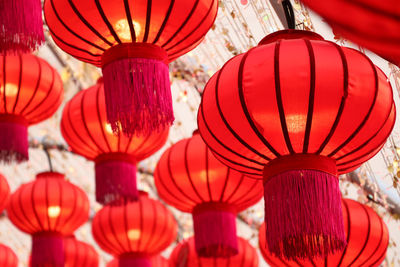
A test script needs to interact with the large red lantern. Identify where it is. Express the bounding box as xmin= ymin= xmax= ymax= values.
xmin=0 ymin=53 xmax=63 ymax=163
xmin=0 ymin=174 xmax=10 ymax=213
xmin=92 ymin=192 xmax=177 ymax=267
xmin=44 ymin=0 xmax=218 ymax=136
xmin=169 ymin=236 xmax=259 ymax=267
xmin=107 ymin=255 xmax=168 ymax=267
xmin=7 ymin=172 xmax=90 ymax=267
xmin=0 ymin=0 xmax=44 ymax=54
xmin=259 ymin=198 xmax=389 ymax=267
xmin=0 ymin=244 xmax=18 ymax=267
xmin=61 ymin=79 xmax=168 ymax=205
xmin=300 ymin=0 xmax=400 ymax=67
xmin=154 ymin=132 xmax=263 ymax=257
xmin=198 ymin=29 xmax=395 ymax=260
